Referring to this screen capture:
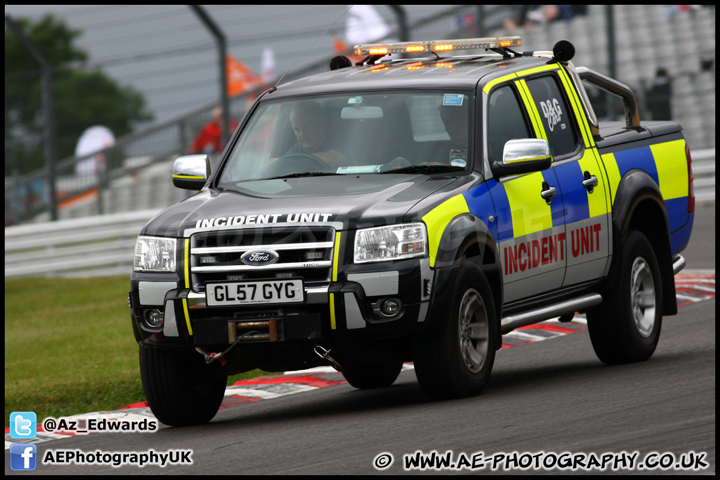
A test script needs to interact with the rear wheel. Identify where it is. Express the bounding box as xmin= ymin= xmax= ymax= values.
xmin=413 ymin=263 xmax=497 ymax=400
xmin=341 ymin=361 xmax=404 ymax=389
xmin=139 ymin=346 xmax=227 ymax=426
xmin=587 ymin=230 xmax=663 ymax=364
